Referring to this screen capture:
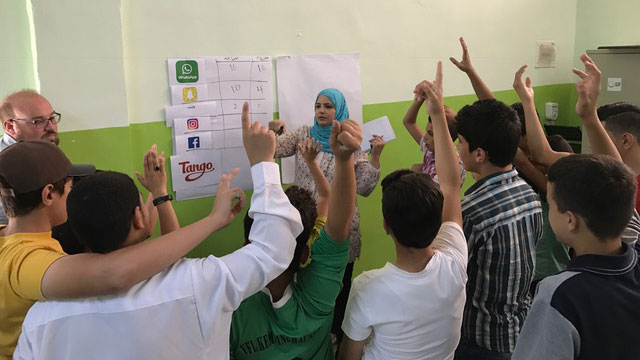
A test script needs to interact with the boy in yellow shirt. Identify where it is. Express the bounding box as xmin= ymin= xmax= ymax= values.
xmin=0 ymin=141 xmax=245 ymax=358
